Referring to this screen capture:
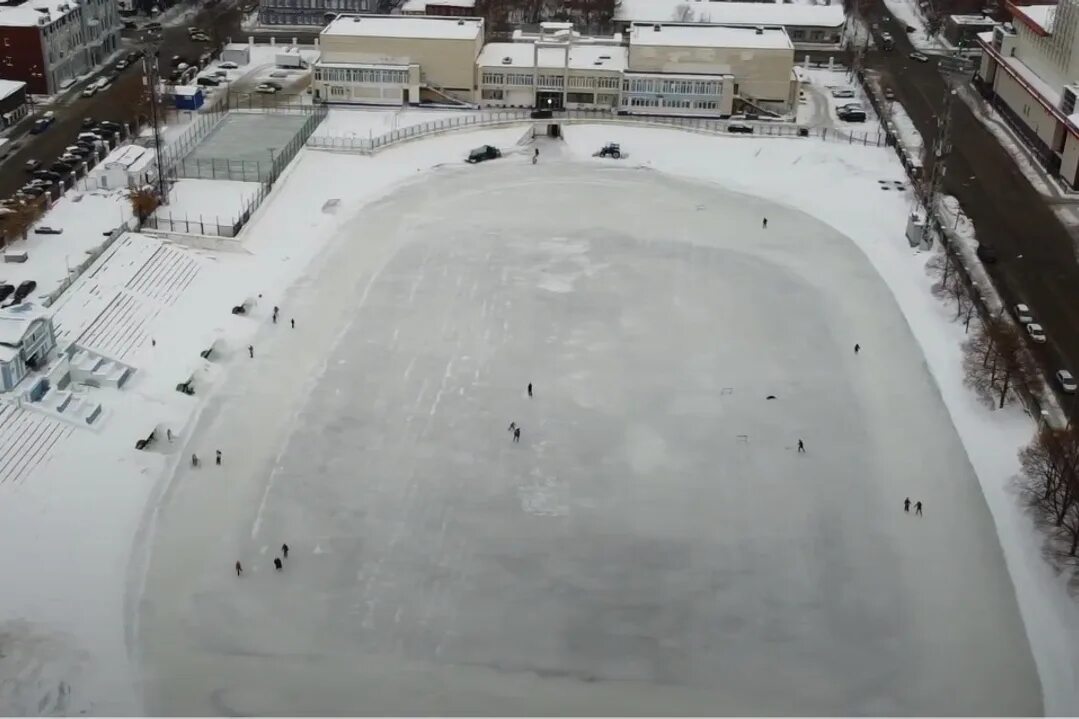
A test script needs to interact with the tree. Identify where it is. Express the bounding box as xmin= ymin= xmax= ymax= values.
xmin=0 ymin=197 xmax=45 ymax=245
xmin=672 ymin=3 xmax=694 ymax=22
xmin=129 ymin=186 xmax=161 ymax=226
xmin=1019 ymin=428 xmax=1079 ymax=559
xmin=929 ymin=253 xmax=970 ymax=321
xmin=963 ymin=318 xmax=1032 ymax=409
